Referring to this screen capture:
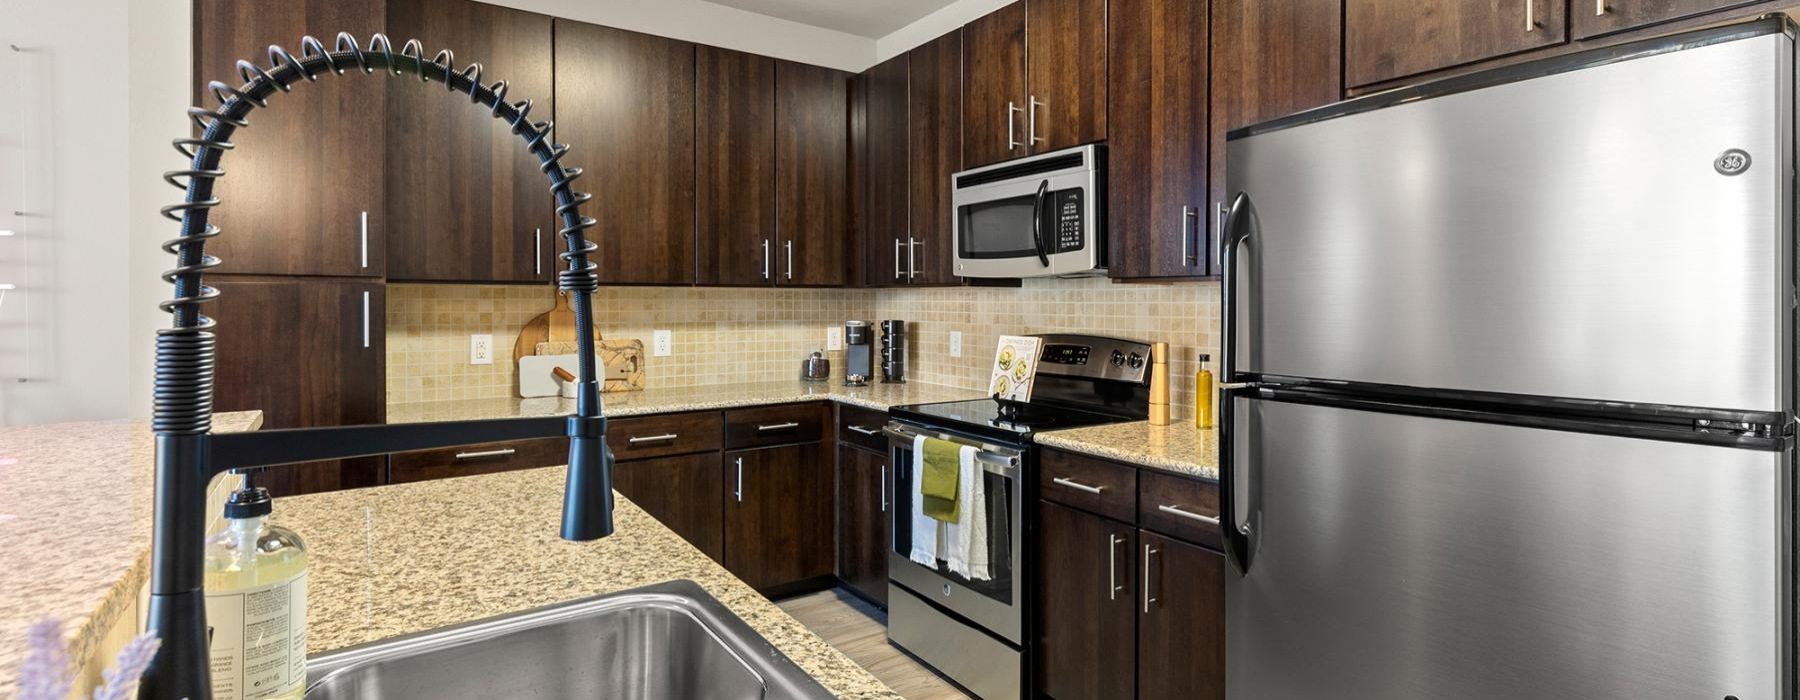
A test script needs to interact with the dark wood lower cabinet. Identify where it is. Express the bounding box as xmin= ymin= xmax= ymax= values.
xmin=1038 ymin=500 xmax=1138 ymax=700
xmin=1138 ymin=530 xmax=1226 ymax=700
xmin=614 ymin=452 xmax=727 ymax=562
xmin=836 ymin=444 xmax=890 ymax=605
xmin=725 ymin=443 xmax=834 ymax=590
